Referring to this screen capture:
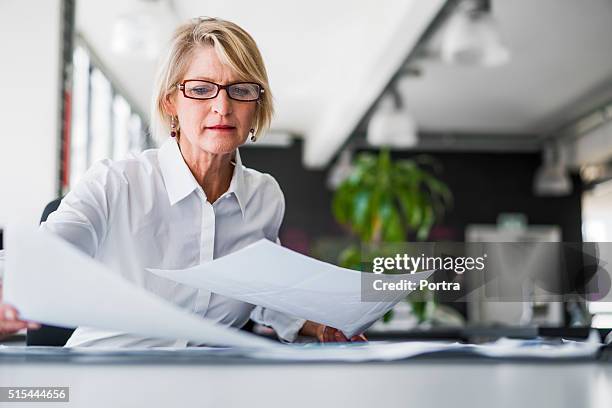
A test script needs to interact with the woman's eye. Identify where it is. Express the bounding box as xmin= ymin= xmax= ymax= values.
xmin=232 ymin=87 xmax=249 ymax=95
xmin=192 ymin=86 xmax=213 ymax=95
